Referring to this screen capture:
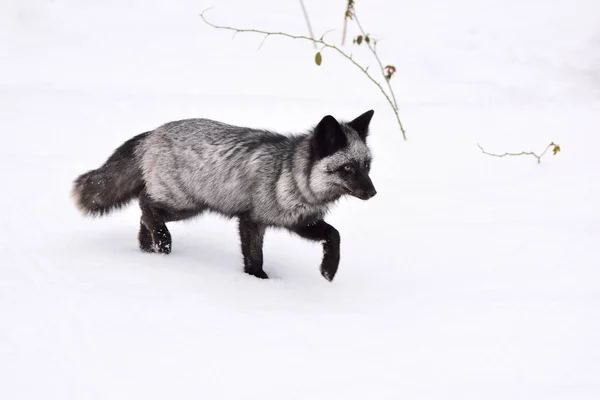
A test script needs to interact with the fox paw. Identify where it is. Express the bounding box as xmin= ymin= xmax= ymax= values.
xmin=139 ymin=229 xmax=155 ymax=253
xmin=154 ymin=227 xmax=172 ymax=254
xmin=155 ymin=240 xmax=171 ymax=254
xmin=320 ymin=258 xmax=339 ymax=282
xmin=245 ymin=268 xmax=269 ymax=279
